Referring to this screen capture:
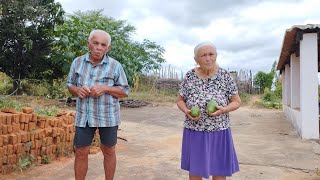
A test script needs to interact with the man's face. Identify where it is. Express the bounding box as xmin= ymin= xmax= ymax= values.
xmin=87 ymin=33 xmax=110 ymax=62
